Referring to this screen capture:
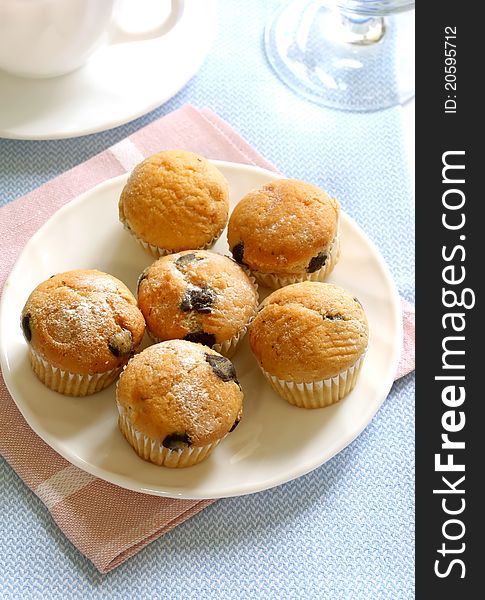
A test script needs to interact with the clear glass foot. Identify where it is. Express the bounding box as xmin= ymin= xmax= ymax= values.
xmin=264 ymin=0 xmax=415 ymax=112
